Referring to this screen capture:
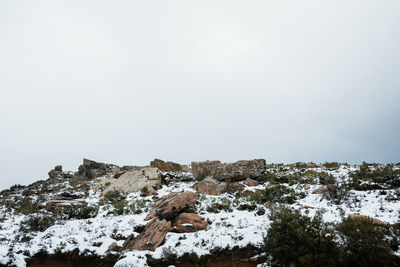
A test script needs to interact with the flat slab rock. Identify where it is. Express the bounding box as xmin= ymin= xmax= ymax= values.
xmin=172 ymin=213 xmax=207 ymax=233
xmin=101 ymin=167 xmax=161 ymax=196
xmin=145 ymin=191 xmax=198 ymax=221
xmin=122 ymin=218 xmax=171 ymax=251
